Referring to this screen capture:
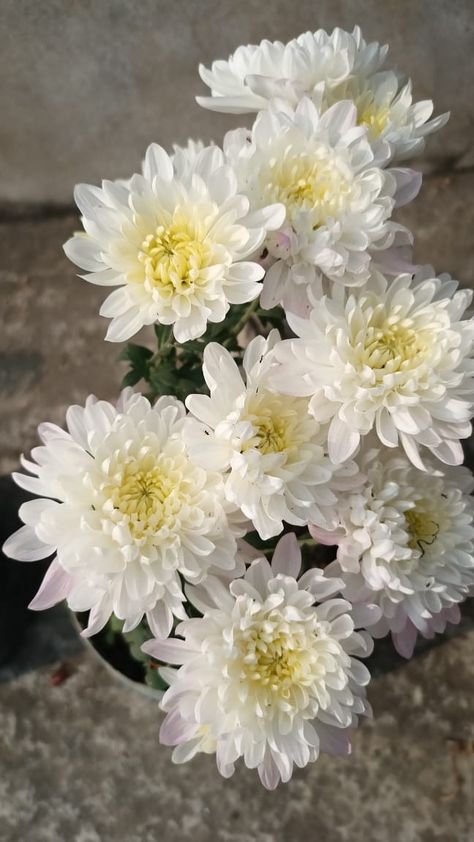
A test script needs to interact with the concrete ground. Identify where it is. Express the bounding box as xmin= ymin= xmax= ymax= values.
xmin=0 ymin=635 xmax=473 ymax=842
xmin=1 ymin=0 xmax=473 ymax=204
xmin=1 ymin=3 xmax=474 ymax=839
